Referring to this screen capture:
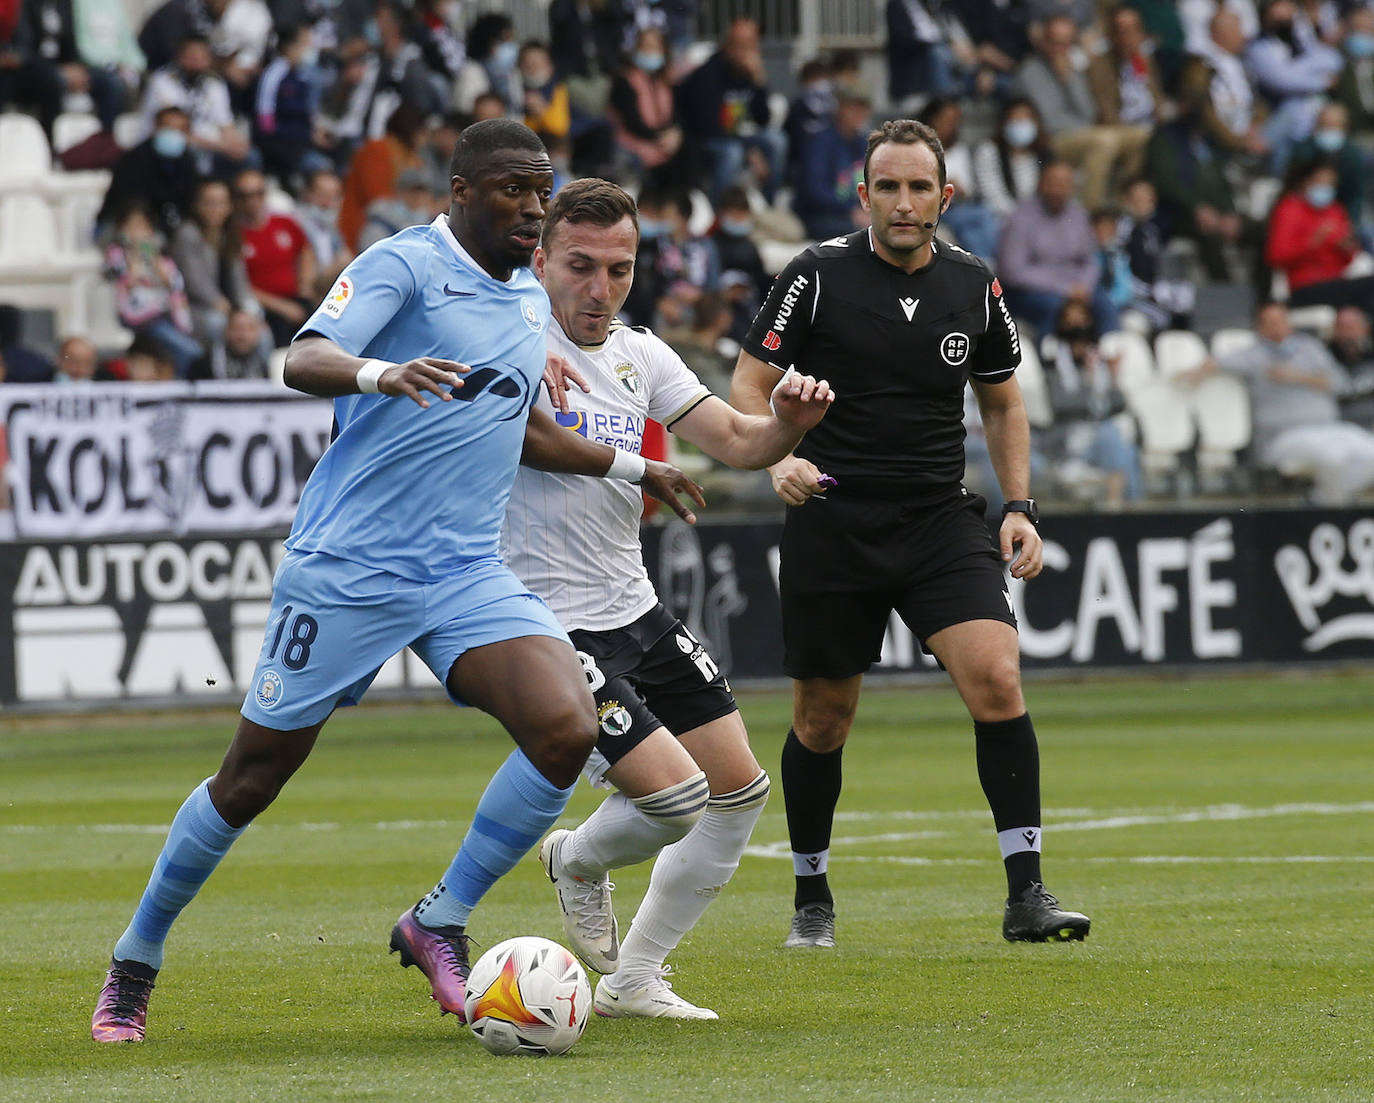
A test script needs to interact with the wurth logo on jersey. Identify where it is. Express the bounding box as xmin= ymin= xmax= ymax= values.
xmin=992 ymin=280 xmax=1019 ymax=355
xmin=769 ymin=273 xmax=810 ymax=334
xmin=762 ymin=331 xmax=782 ymax=351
